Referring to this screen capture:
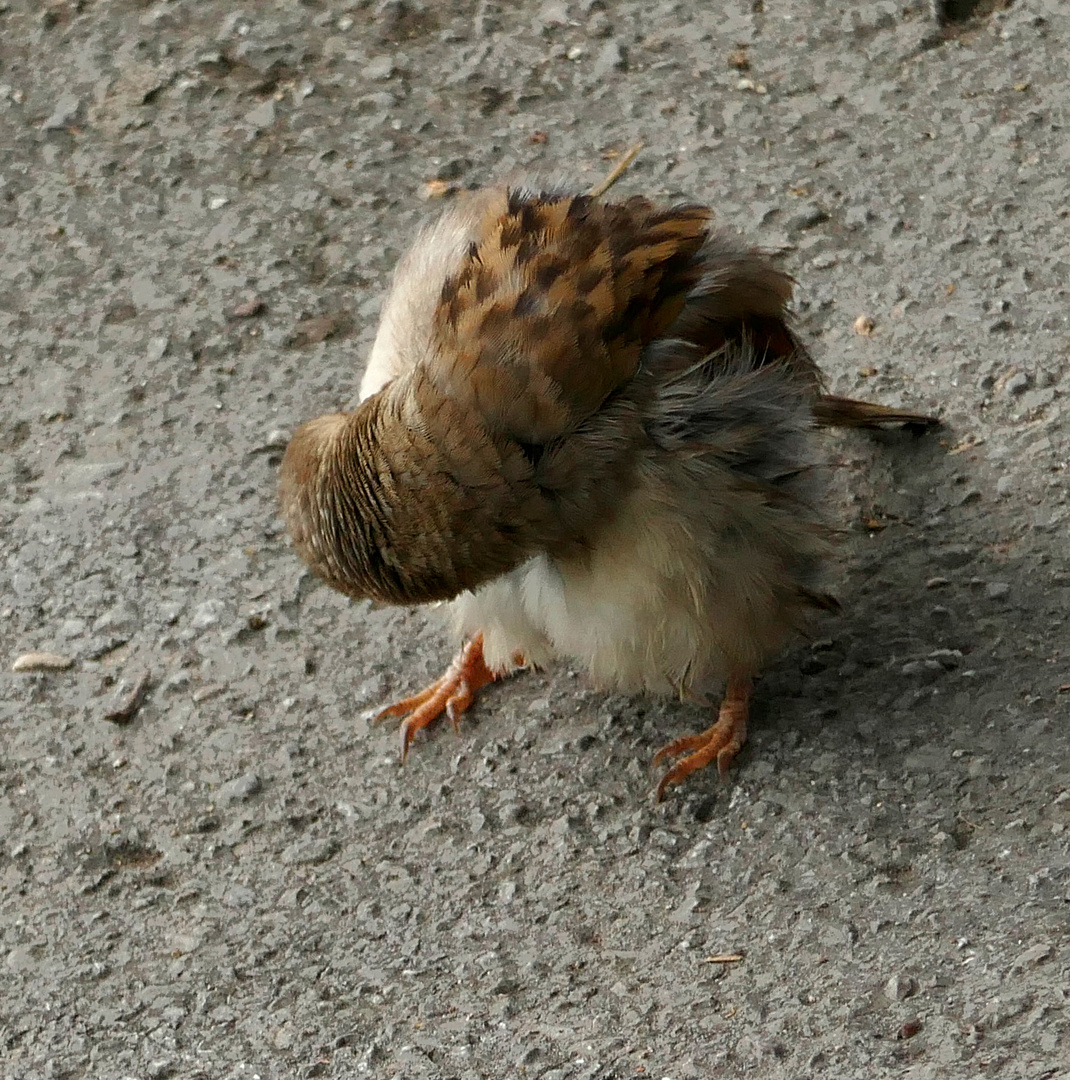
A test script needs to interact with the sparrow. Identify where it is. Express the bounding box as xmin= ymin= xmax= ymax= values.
xmin=279 ymin=178 xmax=939 ymax=801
